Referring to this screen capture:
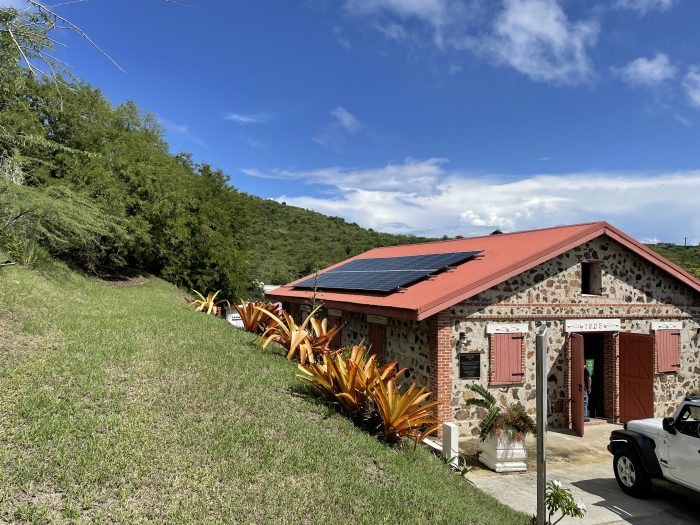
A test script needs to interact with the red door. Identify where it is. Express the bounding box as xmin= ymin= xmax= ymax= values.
xmin=619 ymin=333 xmax=654 ymax=423
xmin=570 ymin=333 xmax=585 ymax=437
xmin=368 ymin=323 xmax=385 ymax=358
